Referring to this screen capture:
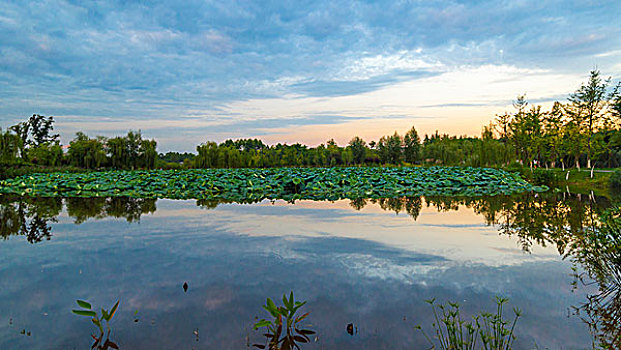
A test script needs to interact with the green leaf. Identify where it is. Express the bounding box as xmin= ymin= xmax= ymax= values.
xmin=76 ymin=300 xmax=91 ymax=309
xmin=253 ymin=319 xmax=272 ymax=330
xmin=108 ymin=300 xmax=120 ymax=320
xmin=264 ymin=299 xmax=278 ymax=318
xmin=72 ymin=309 xmax=97 ymax=317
